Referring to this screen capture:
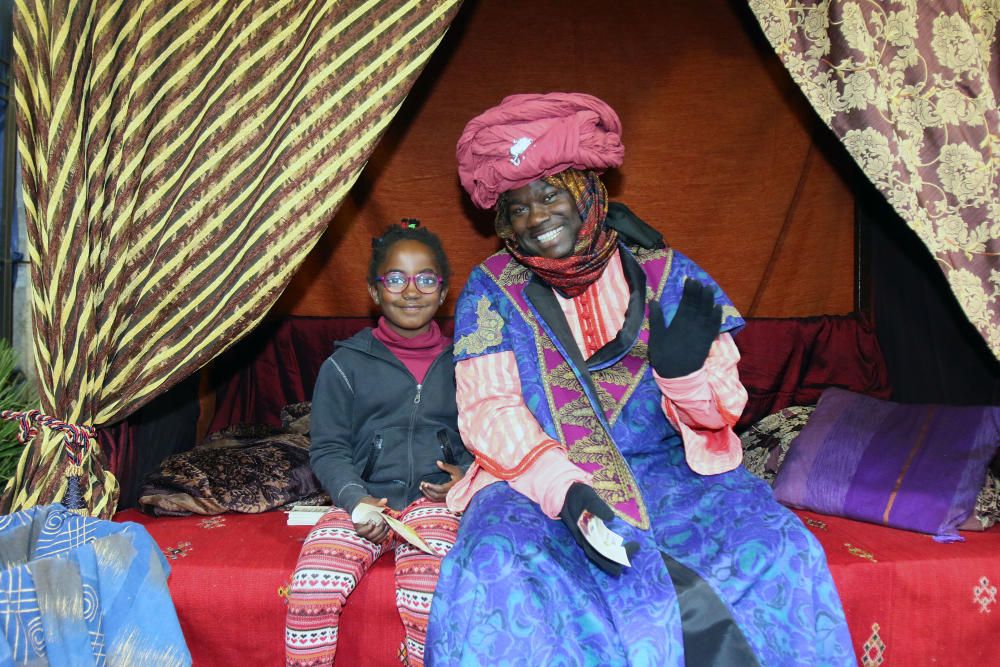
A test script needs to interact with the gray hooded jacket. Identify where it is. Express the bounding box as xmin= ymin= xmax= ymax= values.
xmin=309 ymin=328 xmax=472 ymax=513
